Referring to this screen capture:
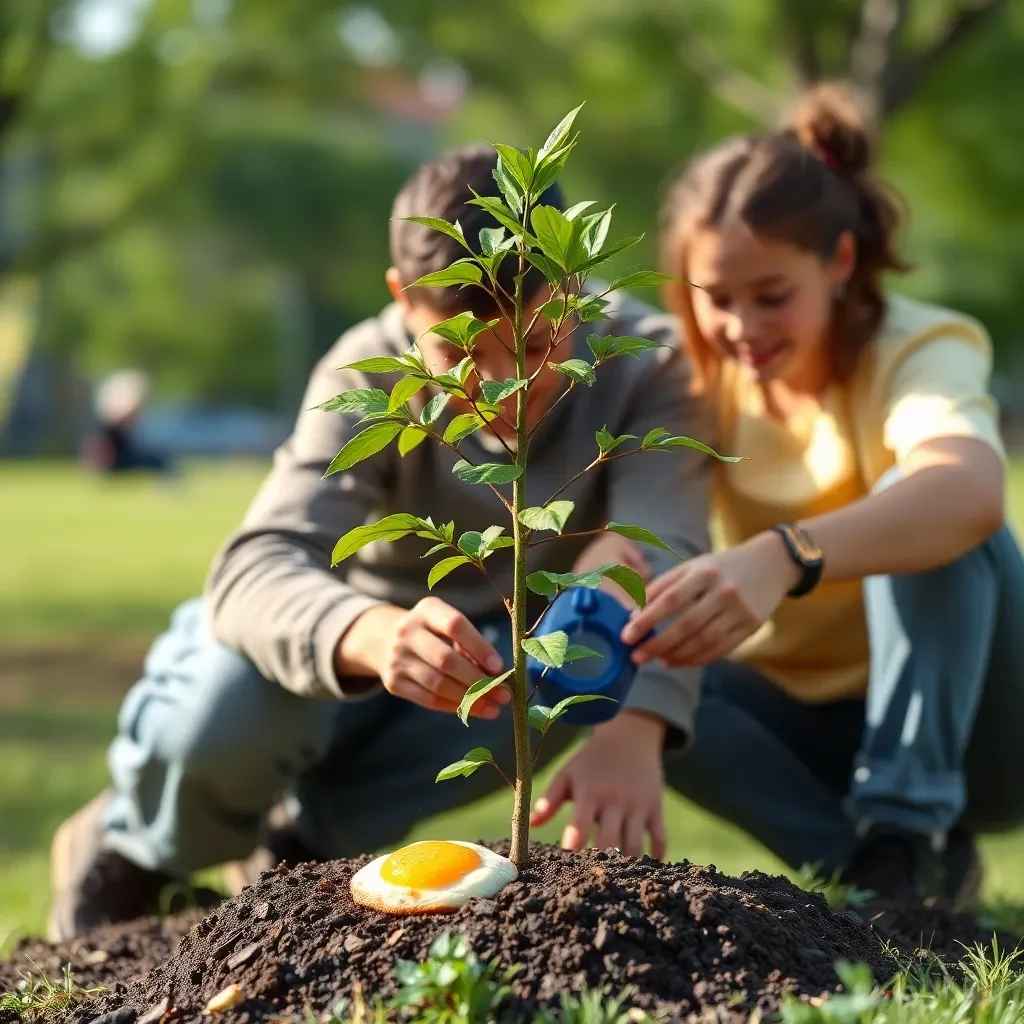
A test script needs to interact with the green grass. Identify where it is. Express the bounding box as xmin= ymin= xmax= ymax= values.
xmin=2 ymin=459 xmax=1024 ymax=953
